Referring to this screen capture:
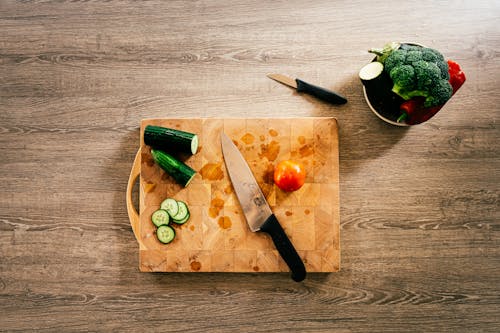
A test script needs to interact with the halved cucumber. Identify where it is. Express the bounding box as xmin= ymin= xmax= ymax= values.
xmin=151 ymin=209 xmax=170 ymax=227
xmin=156 ymin=225 xmax=176 ymax=244
xmin=151 ymin=149 xmax=196 ymax=187
xmin=144 ymin=125 xmax=199 ymax=155
xmin=171 ymin=201 xmax=190 ymax=224
xmin=359 ymin=61 xmax=384 ymax=85
xmin=160 ymin=198 xmax=179 ymax=217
